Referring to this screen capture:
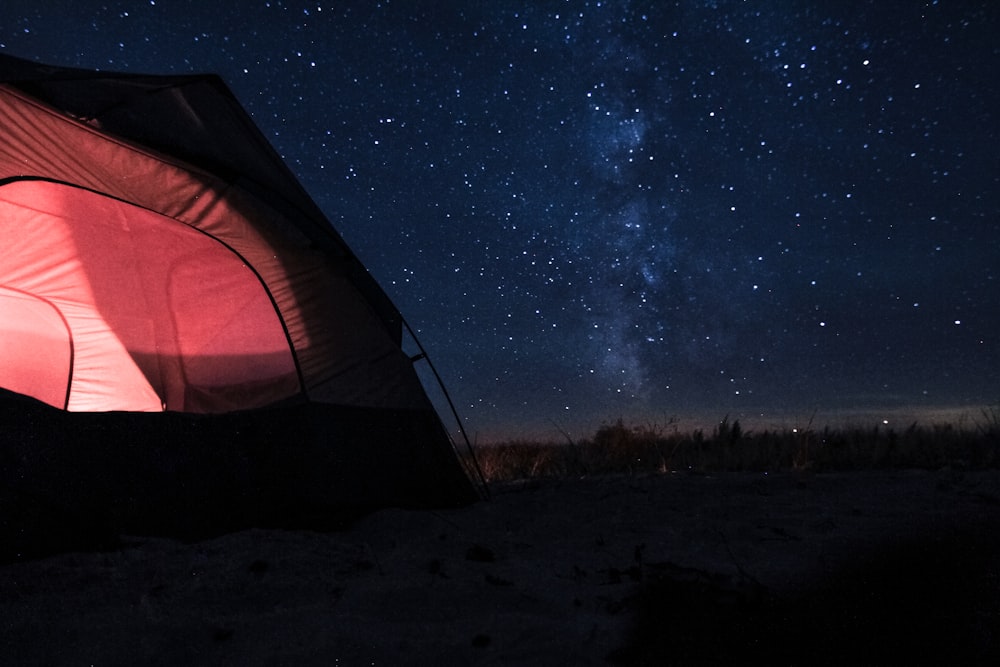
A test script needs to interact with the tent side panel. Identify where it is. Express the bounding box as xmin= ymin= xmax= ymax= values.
xmin=0 ymin=391 xmax=479 ymax=562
